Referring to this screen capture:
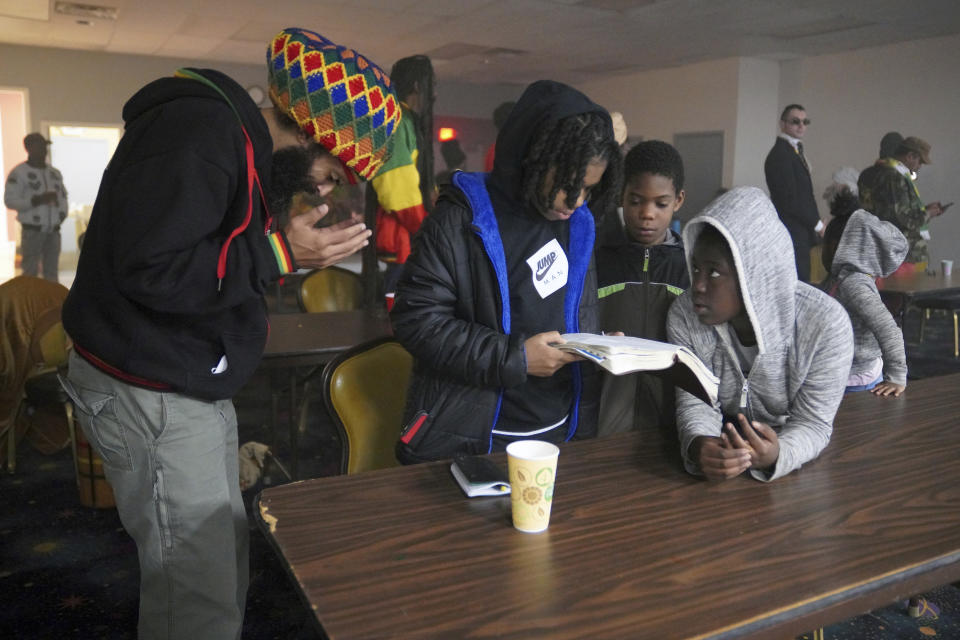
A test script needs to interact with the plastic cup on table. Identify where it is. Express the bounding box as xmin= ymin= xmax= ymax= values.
xmin=506 ymin=440 xmax=559 ymax=533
